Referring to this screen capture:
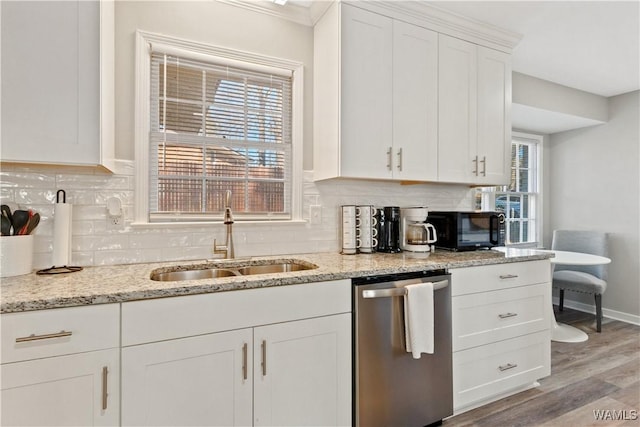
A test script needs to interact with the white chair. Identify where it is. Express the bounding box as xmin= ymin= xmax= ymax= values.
xmin=551 ymin=230 xmax=609 ymax=332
